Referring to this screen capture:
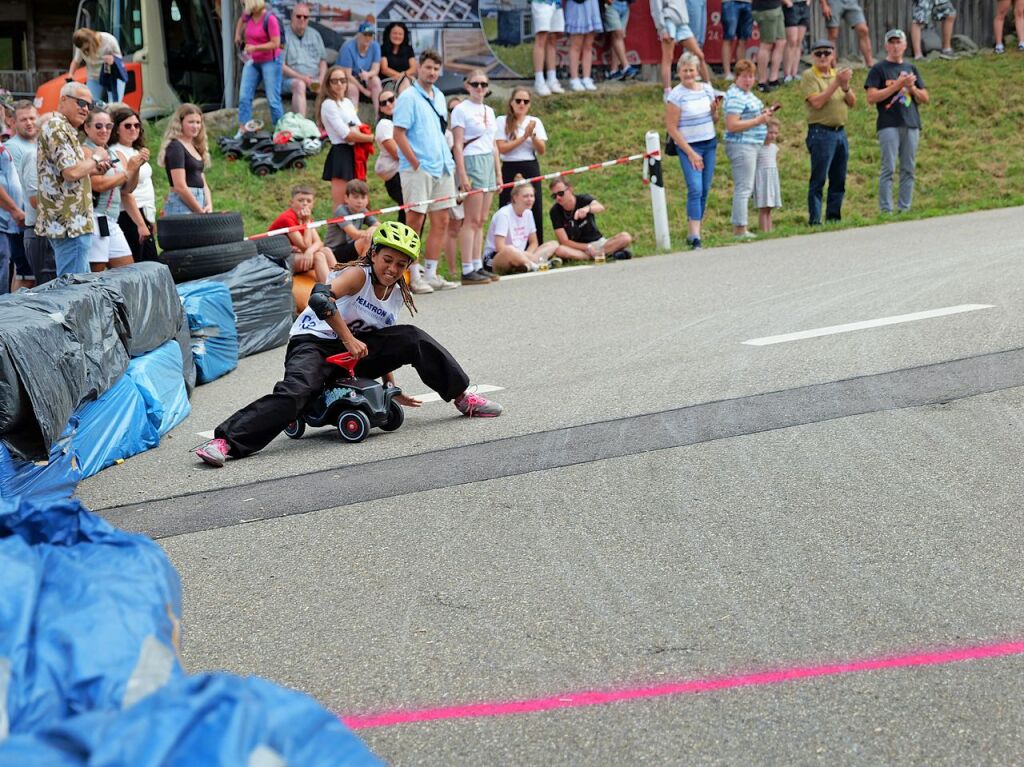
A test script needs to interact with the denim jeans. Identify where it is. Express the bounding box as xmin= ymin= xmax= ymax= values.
xmin=239 ymin=57 xmax=284 ymax=128
xmin=51 ymin=234 xmax=93 ymax=277
xmin=805 ymin=124 xmax=848 ymax=224
xmin=725 ymin=142 xmax=759 ymax=227
xmin=677 ymin=137 xmax=717 ymax=222
xmin=686 ymin=0 xmax=708 ymax=44
xmin=164 ymin=188 xmax=206 ymax=215
xmin=878 ymin=126 xmax=920 ymax=213
xmin=86 ymin=77 xmax=125 ymax=105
